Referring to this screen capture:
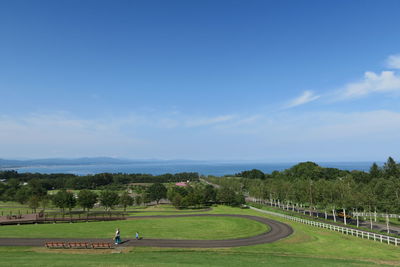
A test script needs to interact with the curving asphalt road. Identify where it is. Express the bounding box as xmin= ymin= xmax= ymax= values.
xmin=0 ymin=214 xmax=293 ymax=248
